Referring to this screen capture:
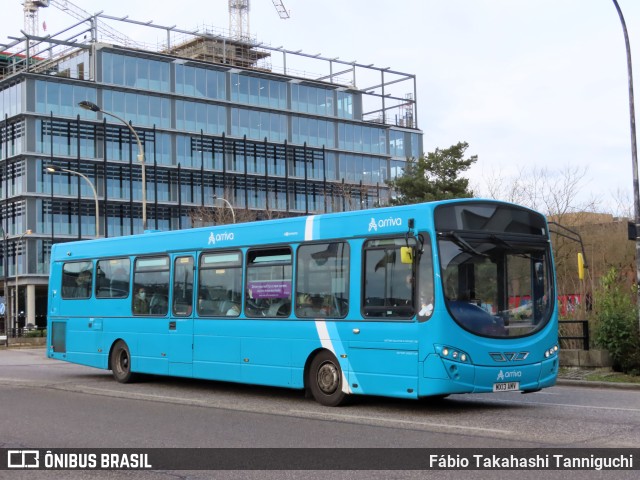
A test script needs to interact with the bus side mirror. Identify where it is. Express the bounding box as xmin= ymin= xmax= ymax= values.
xmin=577 ymin=253 xmax=585 ymax=281
xmin=400 ymin=246 xmax=413 ymax=264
